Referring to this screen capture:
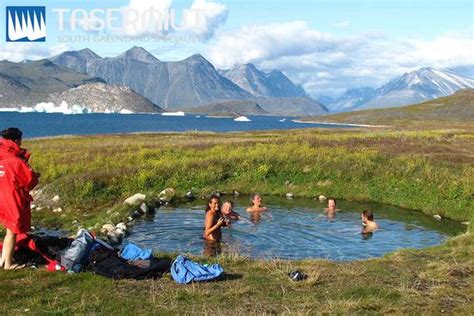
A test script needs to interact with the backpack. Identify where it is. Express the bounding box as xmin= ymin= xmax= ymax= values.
xmin=60 ymin=229 xmax=95 ymax=272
